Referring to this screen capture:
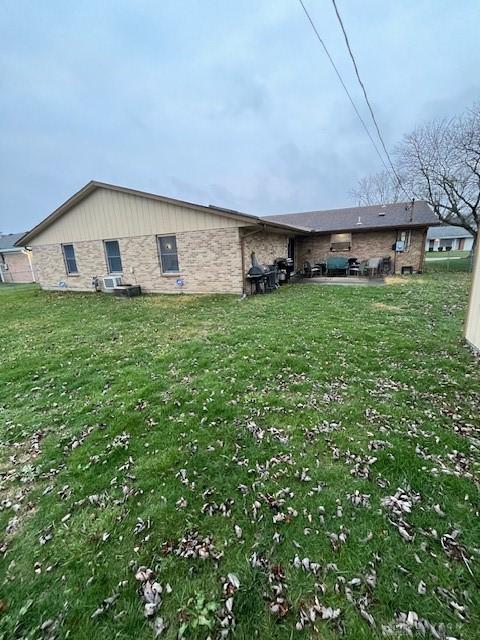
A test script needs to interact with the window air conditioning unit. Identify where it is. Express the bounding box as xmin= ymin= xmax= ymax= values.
xmin=102 ymin=276 xmax=122 ymax=290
